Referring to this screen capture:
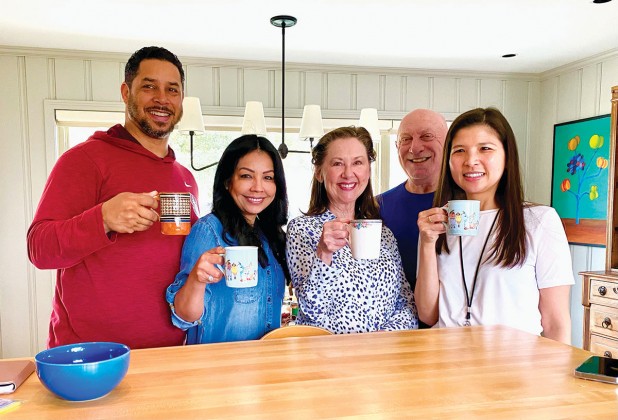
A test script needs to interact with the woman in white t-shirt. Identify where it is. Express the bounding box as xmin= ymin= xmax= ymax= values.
xmin=415 ymin=107 xmax=574 ymax=344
